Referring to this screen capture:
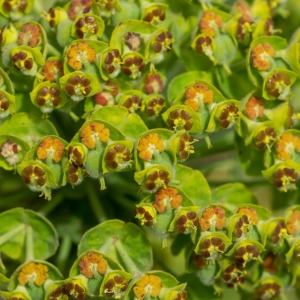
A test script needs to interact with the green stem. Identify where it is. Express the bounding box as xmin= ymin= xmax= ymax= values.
xmin=38 ymin=192 xmax=64 ymax=216
xmin=0 ymin=224 xmax=24 ymax=245
xmin=26 ymin=225 xmax=34 ymax=261
xmin=114 ymin=239 xmax=138 ymax=275
xmin=99 ymin=237 xmax=114 ymax=254
xmin=56 ymin=235 xmax=72 ymax=274
xmin=86 ymin=181 xmax=107 ymax=223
